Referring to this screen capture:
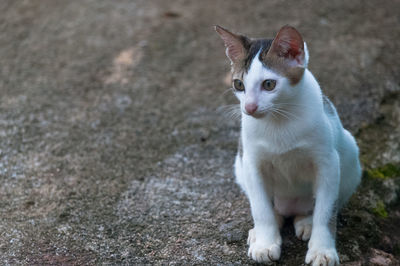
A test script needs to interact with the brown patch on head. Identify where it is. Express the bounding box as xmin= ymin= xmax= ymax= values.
xmin=262 ymin=52 xmax=305 ymax=85
xmin=243 ymin=39 xmax=273 ymax=71
xmin=229 ymin=38 xmax=274 ymax=82
xmin=216 ymin=25 xmax=306 ymax=85
xmin=261 ymin=25 xmax=306 ymax=85
xmin=231 ymin=39 xmax=274 ymax=81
